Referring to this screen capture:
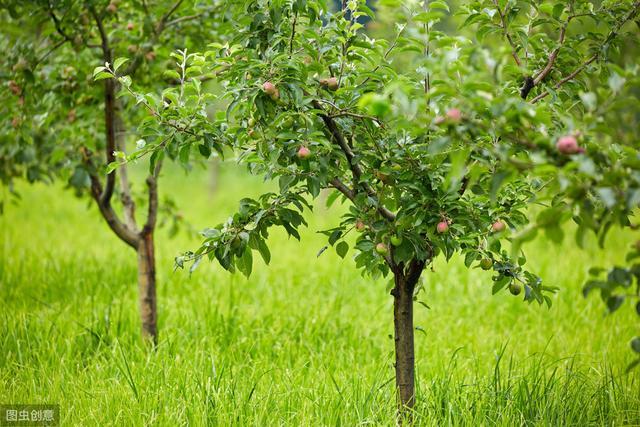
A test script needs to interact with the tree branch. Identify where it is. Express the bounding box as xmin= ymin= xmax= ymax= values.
xmin=312 ymin=100 xmax=396 ymax=221
xmin=494 ymin=0 xmax=522 ymax=67
xmin=80 ymin=147 xmax=140 ymax=249
xmin=529 ymin=2 xmax=640 ymax=103
xmin=89 ymin=6 xmax=117 ymax=206
xmin=142 ymin=155 xmax=164 ymax=235
xmin=115 ymin=111 xmax=137 ymax=230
